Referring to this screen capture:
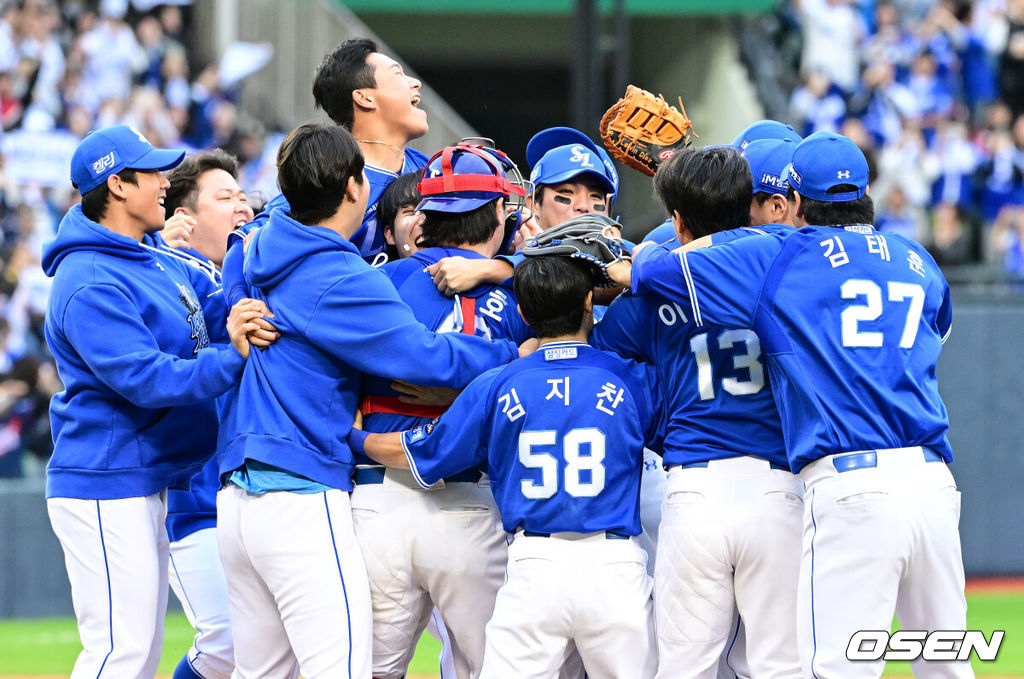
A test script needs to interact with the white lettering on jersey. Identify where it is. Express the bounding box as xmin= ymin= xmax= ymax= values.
xmin=657 ymin=302 xmax=689 ymax=326
xmin=820 ymin=237 xmax=849 ymax=268
xmin=866 ymin=234 xmax=890 ymax=261
xmin=479 ymin=289 xmax=510 ymax=324
xmin=908 ymin=251 xmax=927 ymax=278
xmin=545 ymin=377 xmax=570 ymax=406
xmin=499 ymin=388 xmax=526 ymax=422
xmin=595 ymin=382 xmax=625 ymax=415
